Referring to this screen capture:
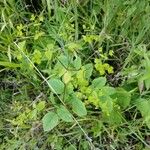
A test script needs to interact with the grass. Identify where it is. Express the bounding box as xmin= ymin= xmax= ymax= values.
xmin=1 ymin=0 xmax=150 ymax=149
